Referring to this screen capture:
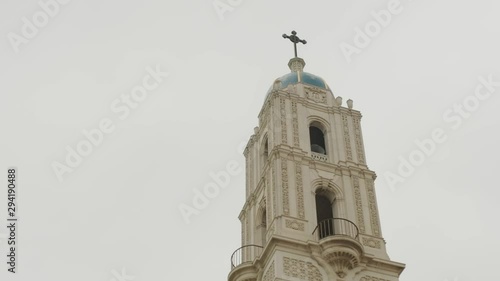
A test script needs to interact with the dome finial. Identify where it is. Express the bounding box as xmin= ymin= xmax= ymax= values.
xmin=288 ymin=57 xmax=305 ymax=72
xmin=282 ymin=30 xmax=307 ymax=58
